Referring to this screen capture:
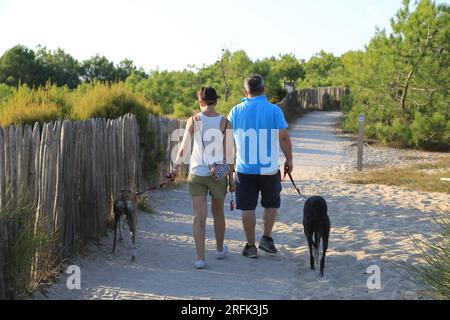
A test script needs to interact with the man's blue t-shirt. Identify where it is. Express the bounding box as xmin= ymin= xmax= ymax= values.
xmin=228 ymin=95 xmax=288 ymax=175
